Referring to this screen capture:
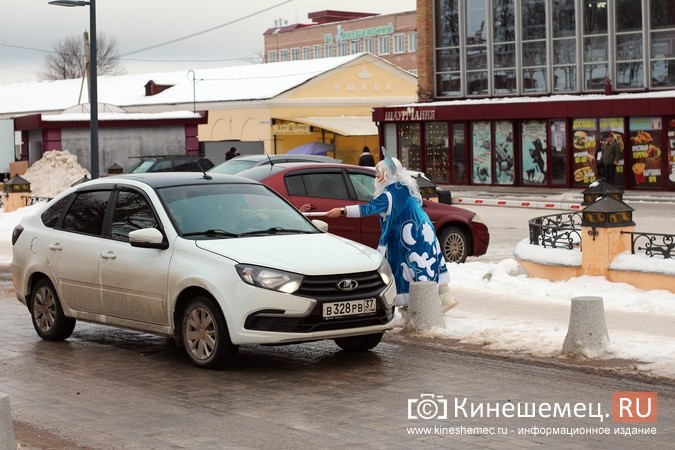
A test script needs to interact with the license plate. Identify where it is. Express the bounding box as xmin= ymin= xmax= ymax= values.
xmin=322 ymin=298 xmax=376 ymax=319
